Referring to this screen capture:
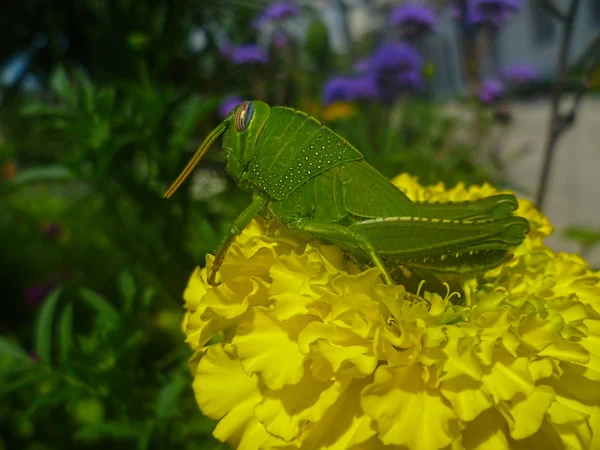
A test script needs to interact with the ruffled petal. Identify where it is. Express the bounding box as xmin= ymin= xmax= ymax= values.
xmin=361 ymin=365 xmax=458 ymax=449
xmin=192 ymin=344 xmax=261 ymax=446
xmin=496 ymin=385 xmax=555 ymax=440
xmin=440 ymin=376 xmax=493 ymax=421
xmin=254 ymin=373 xmax=343 ymax=442
xmin=233 ymin=307 xmax=312 ymax=389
